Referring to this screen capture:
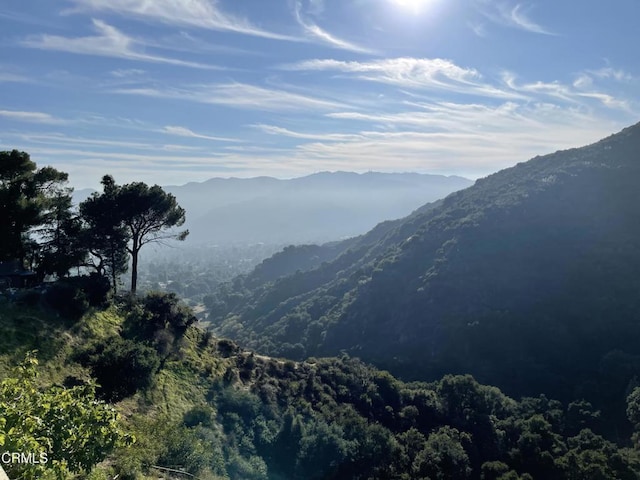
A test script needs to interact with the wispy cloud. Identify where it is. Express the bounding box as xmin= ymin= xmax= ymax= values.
xmin=251 ymin=124 xmax=362 ymax=141
xmin=509 ymin=4 xmax=553 ymax=34
xmin=6 ymin=132 xmax=205 ymax=152
xmin=21 ymin=19 xmax=223 ymax=70
xmin=162 ymin=126 xmax=240 ymax=142
xmin=0 ymin=9 xmax=61 ymax=28
xmin=20 ymin=145 xmax=286 ymax=188
xmin=13 ymin=99 xmax=632 ymax=188
xmin=0 ymin=72 xmax=31 ymax=84
xmin=306 ymin=0 xmax=325 ymax=16
xmin=0 ymin=110 xmax=67 ymax=124
xmin=283 ymin=57 xmax=521 ymax=99
xmin=588 ymin=67 xmax=634 ymax=82
xmin=502 ymin=71 xmax=633 ymax=111
xmin=293 ymin=1 xmax=375 ymax=54
xmin=476 ymin=1 xmax=555 ymax=35
xmin=114 ymin=82 xmax=344 ymax=112
xmin=64 ymin=0 xmax=299 ymax=41
xmin=576 ymin=92 xmax=630 ymax=110
xmin=110 ymin=68 xmax=145 ymax=78
xmin=144 ymin=31 xmax=257 ymax=56
xmin=468 ymin=22 xmax=488 ymax=38
xmin=295 ymin=101 xmax=627 ymax=176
